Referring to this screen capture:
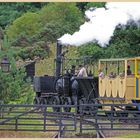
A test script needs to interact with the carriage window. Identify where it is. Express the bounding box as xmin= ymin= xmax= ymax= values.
xmin=100 ymin=60 xmax=125 ymax=78
xmin=108 ymin=61 xmax=118 ymax=78
xmin=99 ymin=61 xmax=109 ymax=77
xmin=127 ymin=60 xmax=135 ymax=76
xmin=118 ymin=61 xmax=125 ymax=77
